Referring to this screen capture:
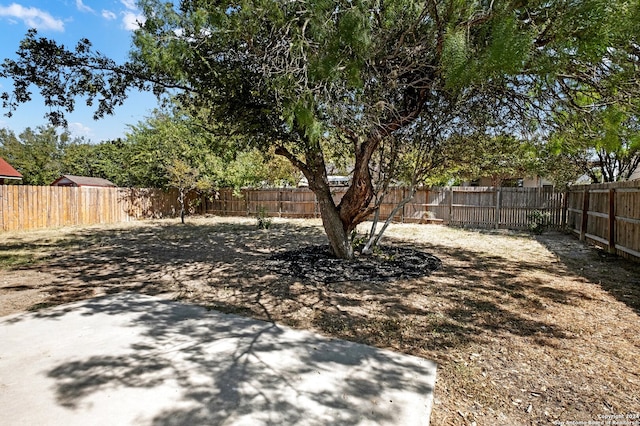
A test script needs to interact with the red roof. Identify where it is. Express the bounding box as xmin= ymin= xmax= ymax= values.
xmin=0 ymin=157 xmax=23 ymax=180
xmin=51 ymin=175 xmax=116 ymax=187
